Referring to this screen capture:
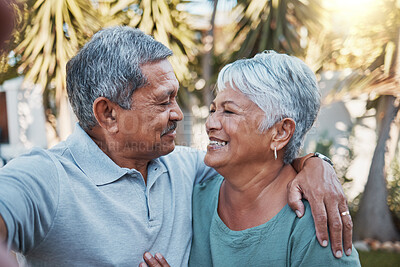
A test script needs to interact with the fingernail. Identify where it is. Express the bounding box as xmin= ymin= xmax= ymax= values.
xmin=322 ymin=240 xmax=328 ymax=247
xmin=144 ymin=252 xmax=152 ymax=260
xmin=346 ymin=248 xmax=352 ymax=256
xmin=295 ymin=210 xmax=302 ymax=217
xmin=155 ymin=253 xmax=162 ymax=260
xmin=335 ymin=250 xmax=342 ymax=258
